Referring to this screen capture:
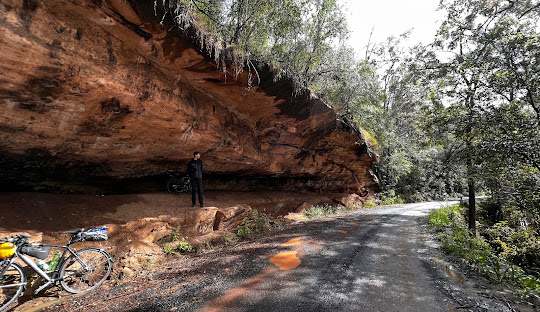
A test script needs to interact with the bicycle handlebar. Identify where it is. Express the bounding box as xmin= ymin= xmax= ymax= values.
xmin=0 ymin=235 xmax=30 ymax=245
